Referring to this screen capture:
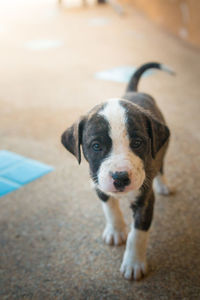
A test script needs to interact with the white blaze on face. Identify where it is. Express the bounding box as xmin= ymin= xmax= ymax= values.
xmin=98 ymin=98 xmax=145 ymax=194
